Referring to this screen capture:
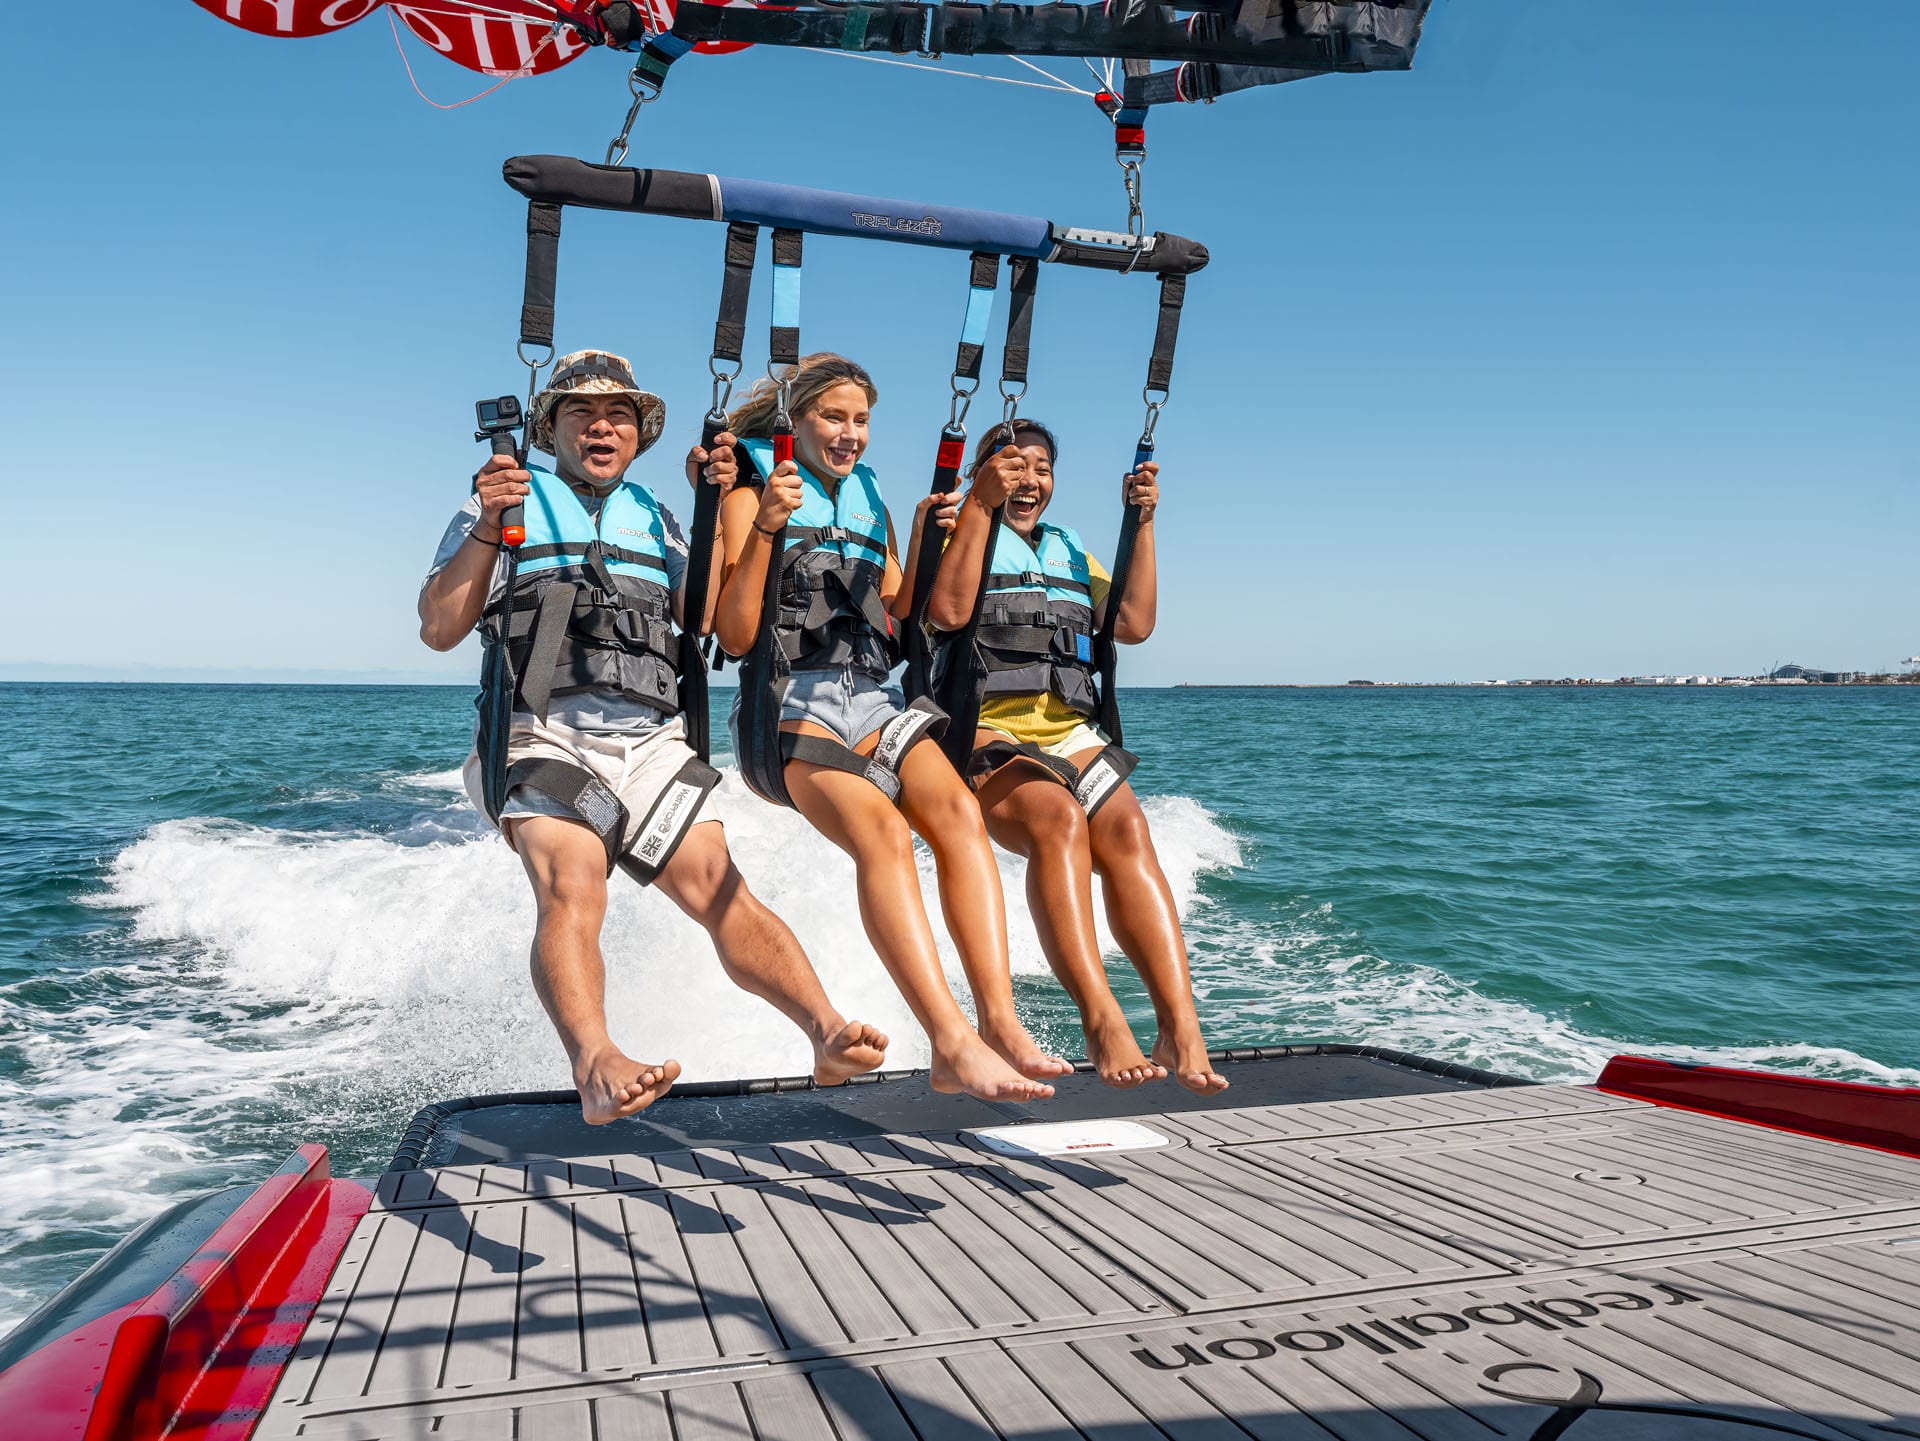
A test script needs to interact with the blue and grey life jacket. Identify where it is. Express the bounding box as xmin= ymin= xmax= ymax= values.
xmin=479 ymin=466 xmax=680 ymax=719
xmin=940 ymin=519 xmax=1100 ymax=718
xmin=738 ymin=439 xmax=897 ymax=678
